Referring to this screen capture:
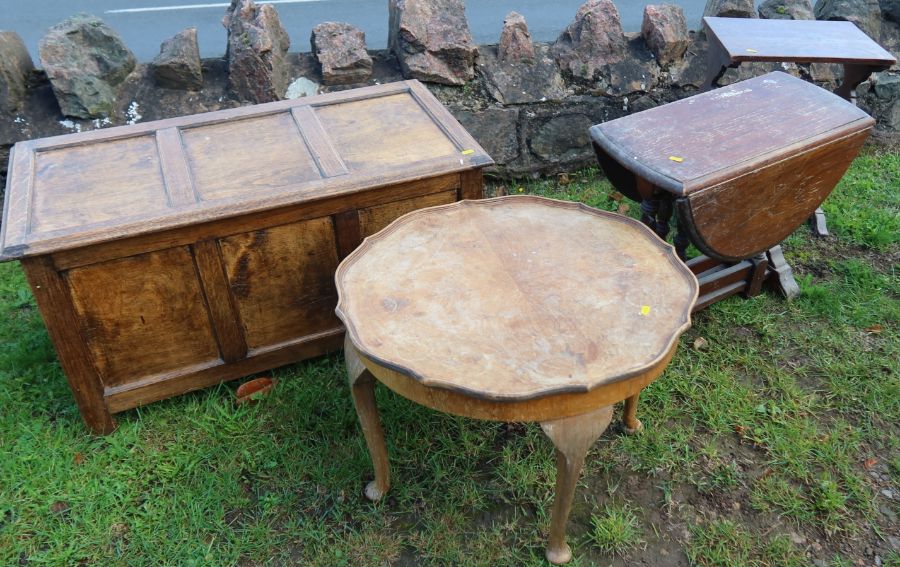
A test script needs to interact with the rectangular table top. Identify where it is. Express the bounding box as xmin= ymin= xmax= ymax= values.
xmin=704 ymin=17 xmax=897 ymax=67
xmin=0 ymin=80 xmax=493 ymax=261
xmin=589 ymin=71 xmax=873 ymax=195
